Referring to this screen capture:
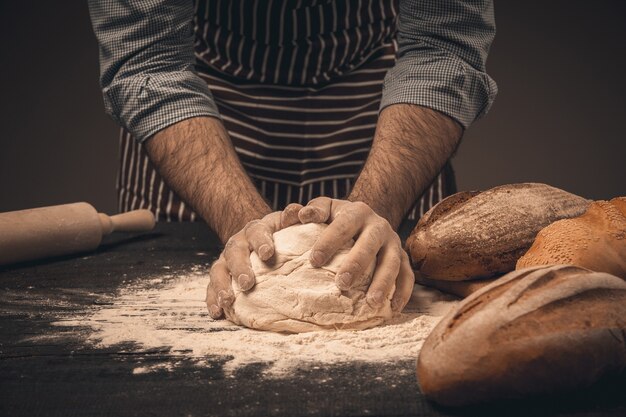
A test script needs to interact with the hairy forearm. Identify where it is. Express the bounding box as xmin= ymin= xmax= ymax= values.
xmin=349 ymin=104 xmax=463 ymax=229
xmin=145 ymin=116 xmax=271 ymax=242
